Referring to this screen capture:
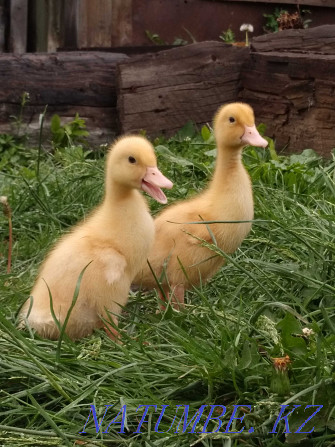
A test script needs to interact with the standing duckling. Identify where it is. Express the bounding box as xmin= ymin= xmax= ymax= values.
xmin=19 ymin=136 xmax=173 ymax=339
xmin=134 ymin=103 xmax=267 ymax=309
